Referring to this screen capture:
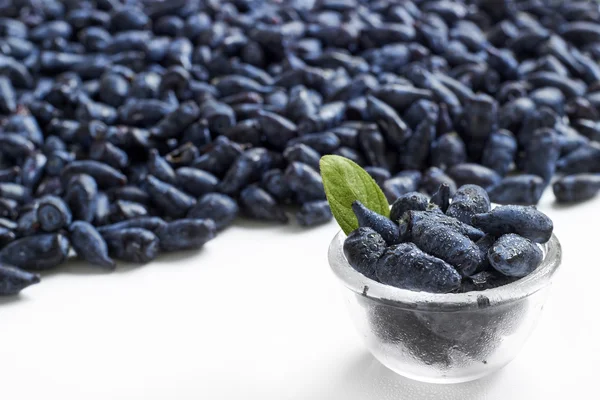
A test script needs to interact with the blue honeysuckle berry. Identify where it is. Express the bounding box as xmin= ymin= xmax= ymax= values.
xmin=352 ymin=200 xmax=401 ymax=245
xmin=472 ymin=205 xmax=553 ymax=243
xmin=343 ymin=227 xmax=387 ymax=281
xmin=446 ymin=184 xmax=491 ymax=225
xmin=389 ymin=192 xmax=431 ymax=224
xmin=376 ymin=242 xmax=461 ymax=293
xmin=0 ymin=264 xmax=40 ymax=296
xmin=488 ymin=234 xmax=543 ymax=278
xmin=553 ymin=173 xmax=600 ymax=203
xmin=69 ymin=221 xmax=115 ymax=269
